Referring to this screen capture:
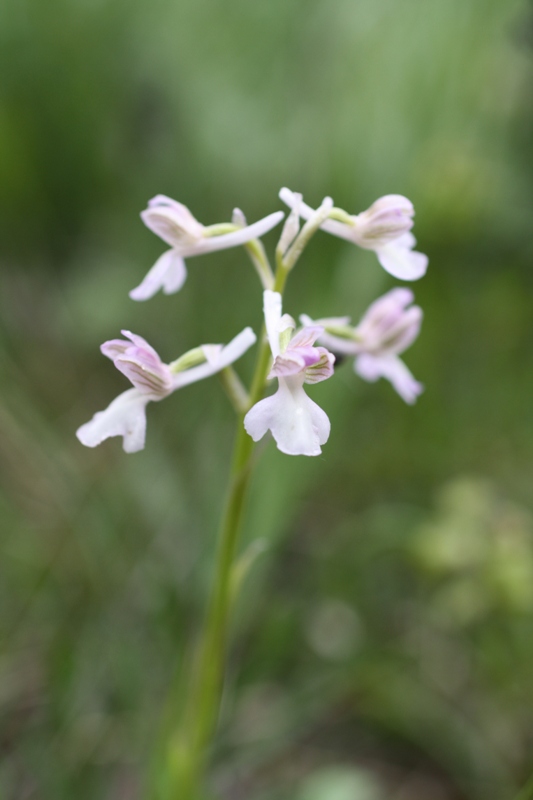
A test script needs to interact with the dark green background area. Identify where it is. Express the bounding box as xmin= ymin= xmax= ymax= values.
xmin=1 ymin=1 xmax=533 ymax=798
